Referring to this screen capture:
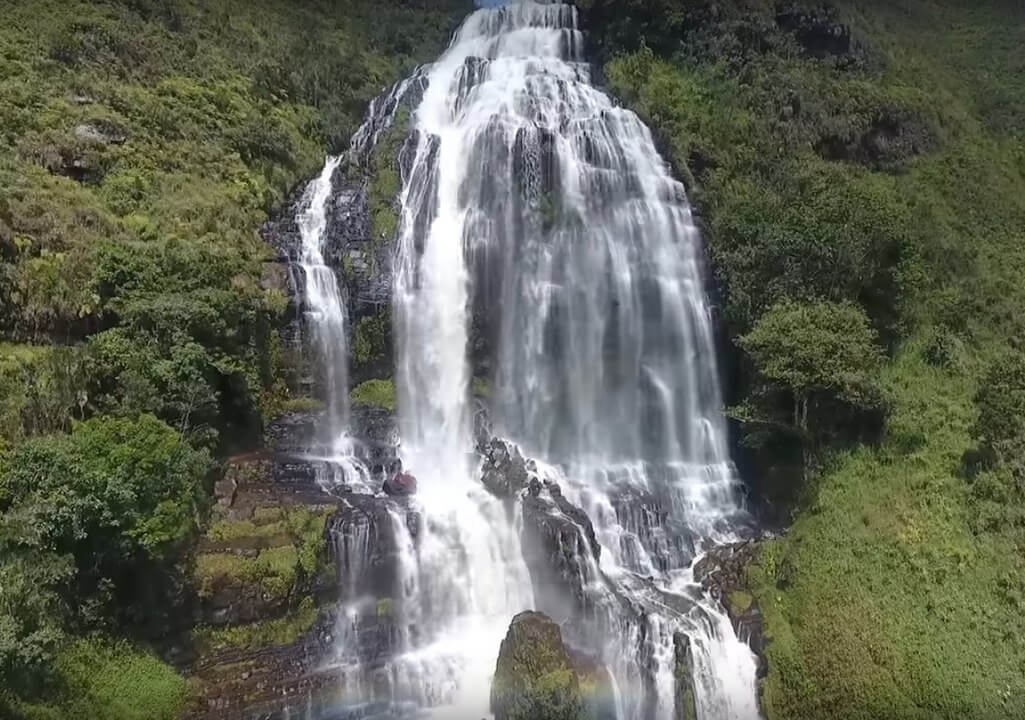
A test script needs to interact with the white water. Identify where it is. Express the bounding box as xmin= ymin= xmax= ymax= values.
xmin=297 ymin=156 xmax=373 ymax=492
xmin=391 ymin=1 xmax=759 ymax=718
xmin=303 ymin=1 xmax=762 ymax=718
